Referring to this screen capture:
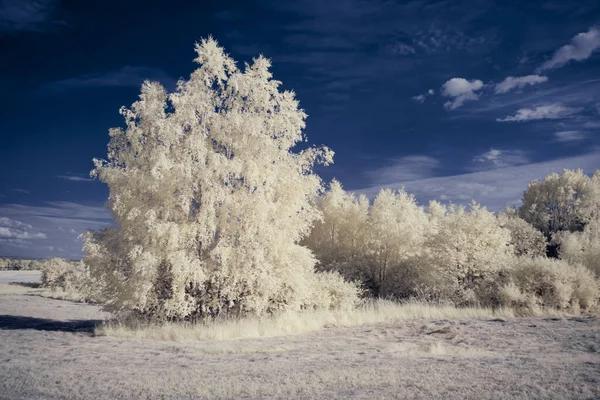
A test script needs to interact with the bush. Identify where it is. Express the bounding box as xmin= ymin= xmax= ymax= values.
xmin=500 ymin=257 xmax=599 ymax=311
xmin=555 ymin=218 xmax=600 ymax=277
xmin=41 ymin=258 xmax=86 ymax=293
xmin=498 ymin=211 xmax=547 ymax=257
xmin=424 ymin=202 xmax=513 ymax=285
